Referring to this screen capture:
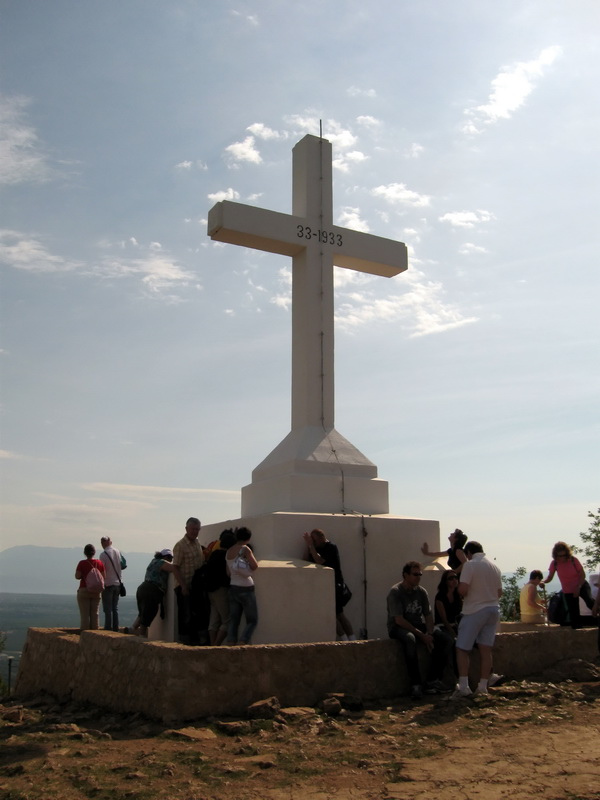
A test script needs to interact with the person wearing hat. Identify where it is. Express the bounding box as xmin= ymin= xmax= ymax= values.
xmin=127 ymin=549 xmax=185 ymax=637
